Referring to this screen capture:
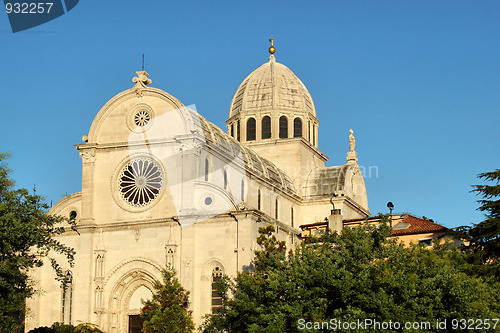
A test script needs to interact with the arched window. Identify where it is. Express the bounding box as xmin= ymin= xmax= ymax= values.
xmin=262 ymin=116 xmax=271 ymax=139
xmin=212 ymin=267 xmax=223 ymax=312
xmin=293 ymin=118 xmax=302 ymax=138
xmin=166 ymin=248 xmax=174 ymax=268
xmin=223 ymin=170 xmax=228 ymax=190
xmin=237 ymin=120 xmax=240 ymax=141
xmin=246 ymin=118 xmax=256 ymax=141
xmin=230 ymin=123 xmax=234 ymax=137
xmin=308 ymin=120 xmax=311 ymax=141
xmin=279 ymin=116 xmax=288 ymax=138
xmin=312 ymin=124 xmax=316 ymax=146
xmin=241 ymin=180 xmax=245 ymax=201
xmin=275 ymin=198 xmax=279 ymax=219
xmin=205 ymin=159 xmax=209 ymax=181
xmin=95 ymin=254 xmax=104 ymax=277
xmin=291 ymin=207 xmax=294 ymax=227
xmin=61 ymin=271 xmax=73 ymax=324
xmin=257 ymin=189 xmax=261 ymax=210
